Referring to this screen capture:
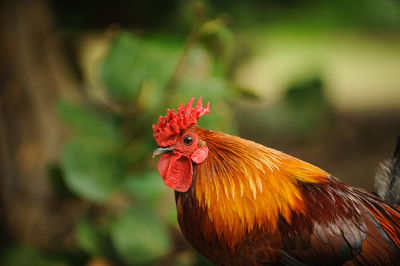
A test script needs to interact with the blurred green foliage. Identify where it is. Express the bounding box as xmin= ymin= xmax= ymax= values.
xmin=56 ymin=10 xmax=237 ymax=265
xmin=0 ymin=246 xmax=66 ymax=266
xmin=101 ymin=32 xmax=179 ymax=104
xmin=236 ymin=77 xmax=333 ymax=143
xmin=110 ymin=206 xmax=171 ymax=265
xmin=4 ymin=0 xmax=400 ymax=265
xmin=58 ymin=101 xmax=125 ymax=202
xmin=265 ymin=78 xmax=333 ymax=138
